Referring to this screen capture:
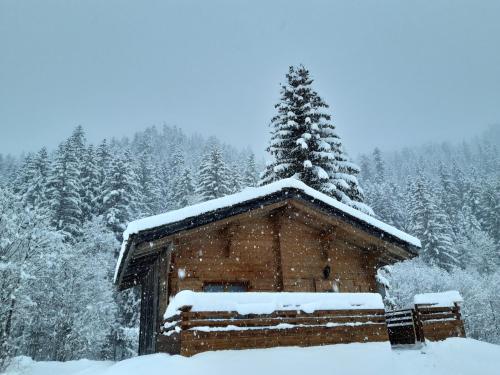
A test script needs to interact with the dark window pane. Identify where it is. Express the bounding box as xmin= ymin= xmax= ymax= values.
xmin=203 ymin=283 xmax=225 ymax=292
xmin=226 ymin=283 xmax=247 ymax=292
xmin=203 ymin=282 xmax=248 ymax=292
